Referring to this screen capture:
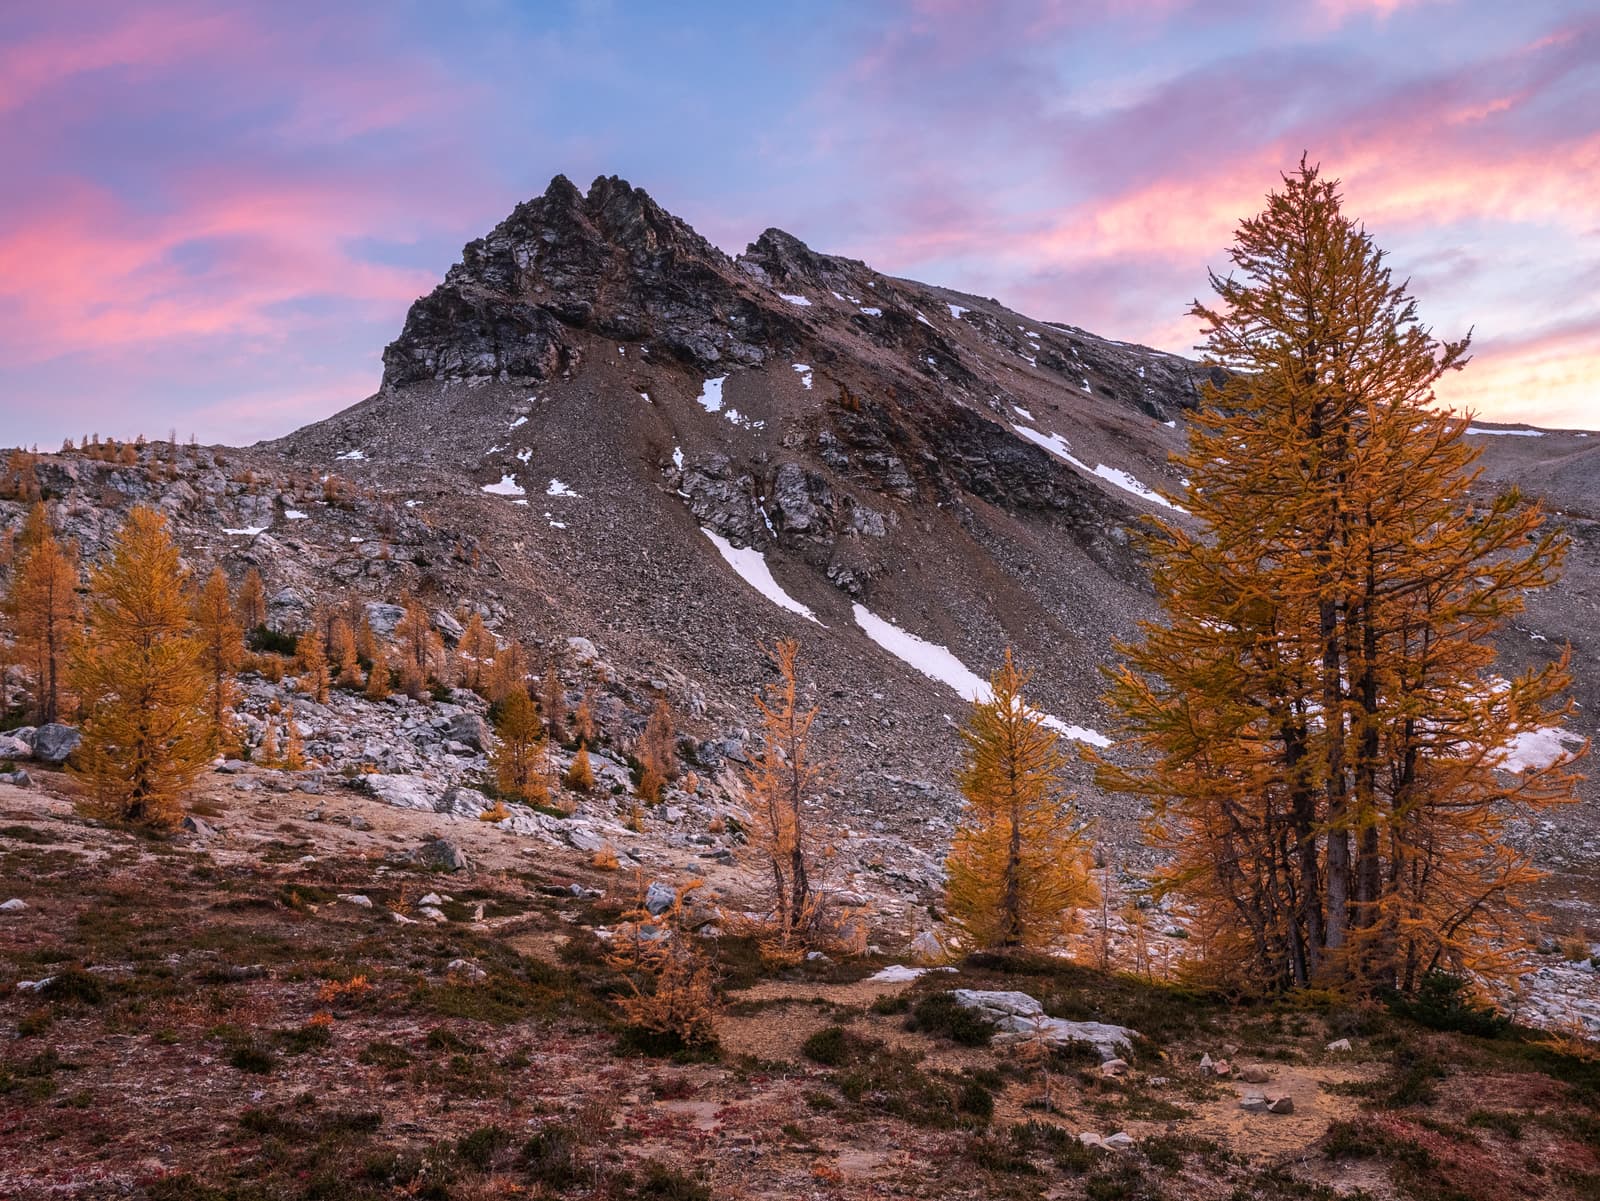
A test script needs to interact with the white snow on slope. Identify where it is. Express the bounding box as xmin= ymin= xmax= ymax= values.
xmin=852 ymin=604 xmax=988 ymax=701
xmin=702 ymin=529 xmax=821 ymax=624
xmin=1012 ymin=424 xmax=1088 ymax=470
xmin=793 ymin=363 xmax=813 ymax=389
xmin=1012 ymin=424 xmax=1183 ymax=511
xmin=284 ymin=509 xmax=309 ymax=521
xmin=779 ymin=293 xmax=812 ymax=307
xmin=948 ymin=303 xmax=968 ymax=320
xmin=698 ymin=376 xmax=727 ymax=413
xmin=860 ymin=306 xmax=883 ymax=317
xmin=1040 ymin=714 xmax=1113 ymax=749
xmin=222 ymin=525 xmax=267 ymax=537
xmin=546 ymin=479 xmax=580 ymax=498
xmin=1496 ymin=726 xmax=1586 ymax=773
xmin=481 ymin=475 xmax=525 ymax=497
xmin=1467 ymin=426 xmax=1545 ymax=437
xmin=852 ymin=603 xmax=1110 ymax=747
xmin=334 ymin=449 xmax=366 ymax=461
xmin=672 ymin=446 xmax=684 ymax=471
xmin=509 ymin=416 xmax=527 ymax=429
